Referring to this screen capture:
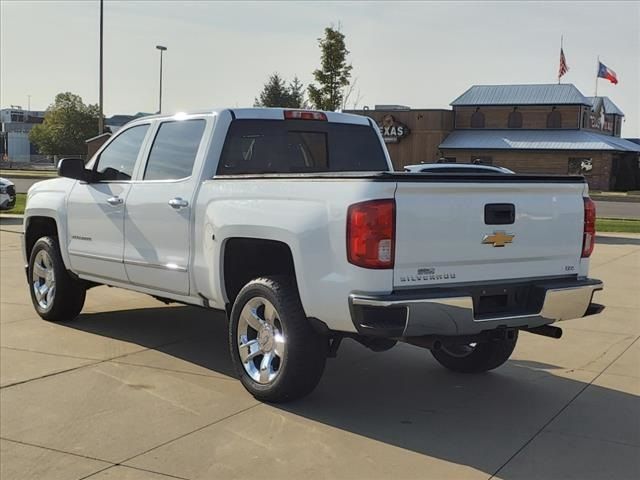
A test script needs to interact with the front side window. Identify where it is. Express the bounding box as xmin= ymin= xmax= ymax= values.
xmin=94 ymin=124 xmax=149 ymax=181
xmin=144 ymin=119 xmax=206 ymax=180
